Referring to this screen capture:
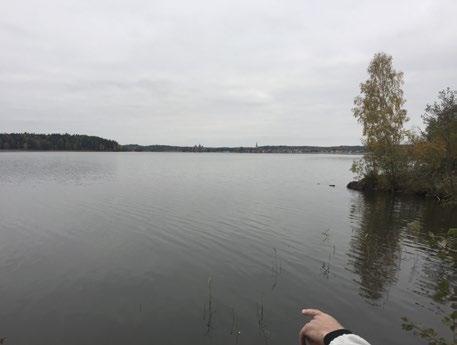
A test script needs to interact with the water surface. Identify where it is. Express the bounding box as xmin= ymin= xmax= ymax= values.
xmin=0 ymin=152 xmax=455 ymax=345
